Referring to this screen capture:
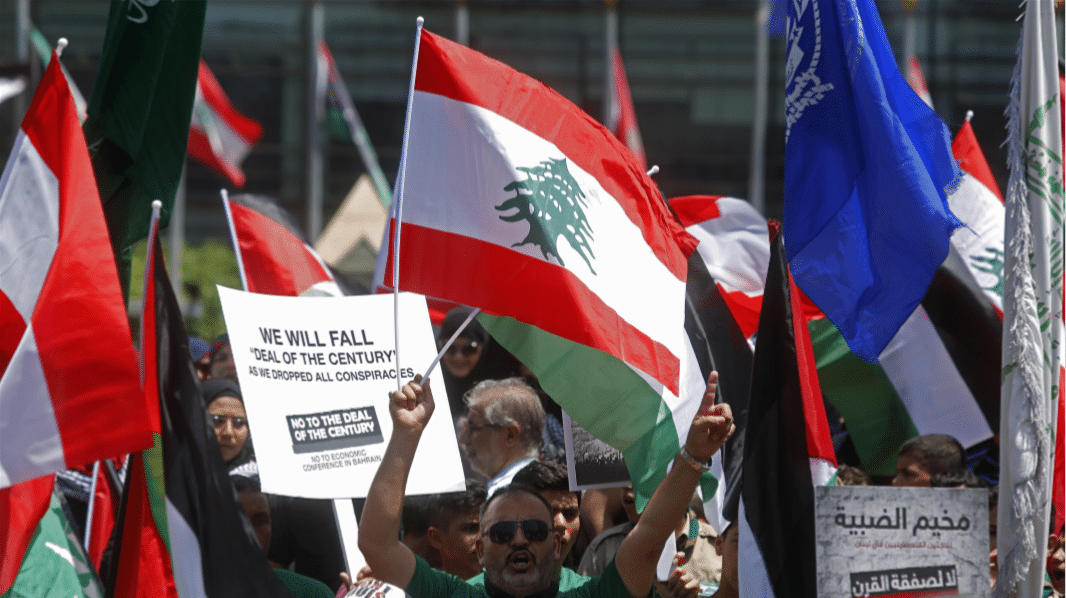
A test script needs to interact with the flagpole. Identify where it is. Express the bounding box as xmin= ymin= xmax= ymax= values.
xmin=306 ymin=0 xmax=325 ymax=242
xmin=392 ymin=16 xmax=424 ymax=390
xmin=455 ymin=0 xmax=469 ymax=46
xmin=748 ymin=0 xmax=770 ymax=215
xmin=603 ymin=1 xmax=617 ymax=127
xmin=423 ymin=307 xmax=480 ymax=381
xmin=169 ymin=163 xmax=187 ymax=305
xmin=83 ymin=460 xmax=101 ymax=553
xmin=220 ymin=189 xmax=249 ymax=292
